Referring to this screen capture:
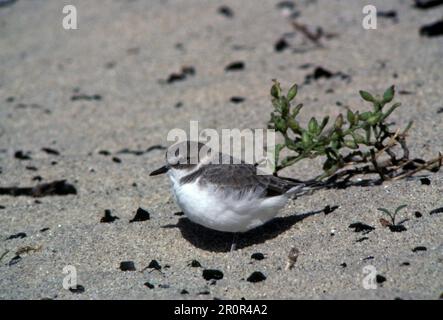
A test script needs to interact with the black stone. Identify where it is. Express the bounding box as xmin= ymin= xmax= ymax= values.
xmin=420 ymin=178 xmax=431 ymax=185
xmin=225 ymin=61 xmax=245 ymax=72
xmin=217 ymin=6 xmax=234 ymax=18
xmin=430 ymin=207 xmax=443 ymax=215
xmin=147 ymin=260 xmax=162 ymax=270
xmin=389 ymin=224 xmax=407 ymax=232
xmin=274 ymin=38 xmax=289 ymax=52
xmin=247 ymin=271 xmax=267 ymax=283
xmin=412 ymin=246 xmax=427 ymax=252
xmin=202 ymin=269 xmax=224 ymax=281
xmin=376 ymin=275 xmax=387 ymax=284
xmin=130 ymin=207 xmax=150 ymax=222
xmin=6 ymin=232 xmax=27 ymax=240
xmin=420 ymin=19 xmax=443 ymax=37
xmin=41 ymin=148 xmax=60 ymax=156
xmin=414 ymin=211 xmax=423 ymax=218
xmin=144 ymin=282 xmax=155 ymax=289
xmin=69 ymin=285 xmax=85 ymax=293
xmin=100 ymin=209 xmax=119 ymax=223
xmin=0 ymin=180 xmax=77 ymax=197
xmin=14 ymin=151 xmax=31 ymax=160
xmin=230 ymin=96 xmax=245 ymax=104
xmin=348 ymin=222 xmax=375 ymax=233
xmin=189 ymin=260 xmax=202 ymax=268
xmin=112 ymin=157 xmax=121 ymax=163
xmin=120 ymin=261 xmax=136 ymax=271
xmin=8 ymin=255 xmax=22 ymax=266
xmin=180 ymin=289 xmax=189 ymax=294
xmin=251 ymin=253 xmax=265 ymax=261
